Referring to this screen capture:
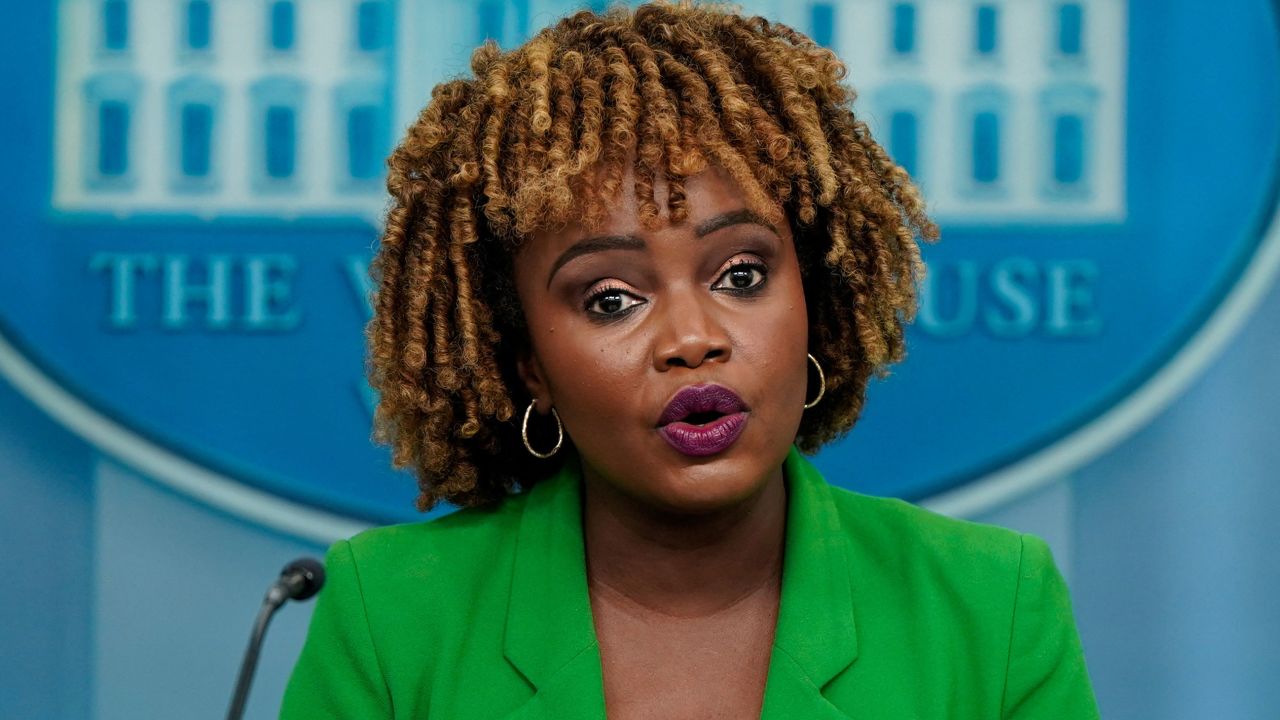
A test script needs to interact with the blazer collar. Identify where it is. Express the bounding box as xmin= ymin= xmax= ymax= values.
xmin=502 ymin=445 xmax=859 ymax=719
xmin=758 ymin=446 xmax=860 ymax=719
